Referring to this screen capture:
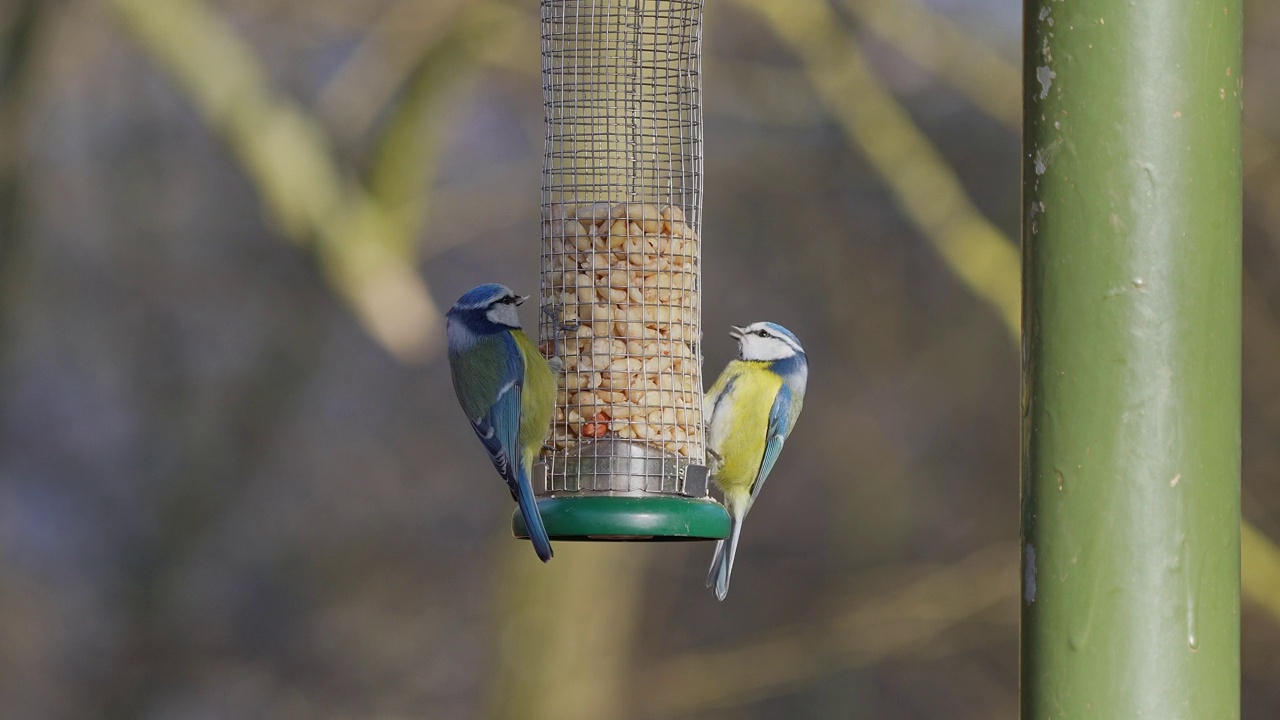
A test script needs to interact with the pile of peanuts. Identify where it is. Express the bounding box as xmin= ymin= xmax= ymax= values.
xmin=541 ymin=201 xmax=703 ymax=459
